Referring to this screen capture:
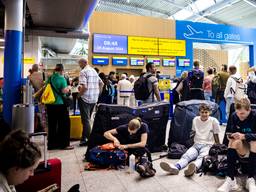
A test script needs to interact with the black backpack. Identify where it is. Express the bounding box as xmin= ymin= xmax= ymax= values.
xmin=167 ymin=142 xmax=188 ymax=159
xmin=247 ymin=81 xmax=256 ymax=103
xmin=134 ymin=74 xmax=152 ymax=100
xmin=189 ymin=70 xmax=204 ymax=89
